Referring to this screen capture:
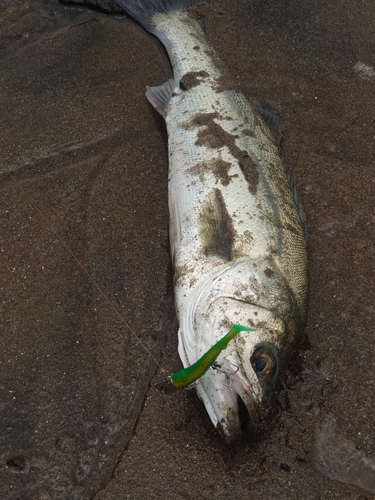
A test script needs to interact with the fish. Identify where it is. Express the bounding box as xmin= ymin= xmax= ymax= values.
xmin=114 ymin=0 xmax=308 ymax=444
